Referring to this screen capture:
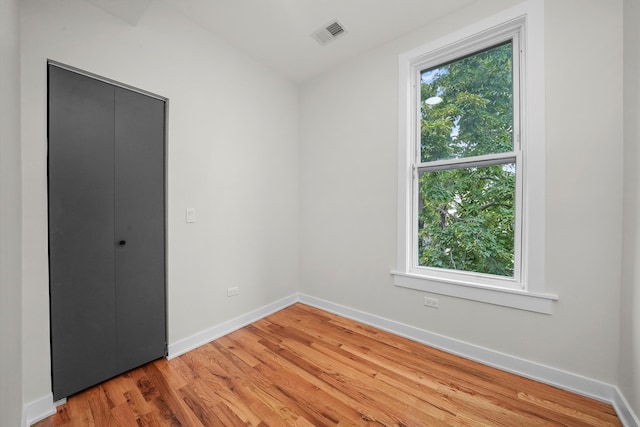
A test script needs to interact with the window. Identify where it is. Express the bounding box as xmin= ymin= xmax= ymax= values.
xmin=417 ymin=40 xmax=520 ymax=285
xmin=393 ymin=3 xmax=557 ymax=314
